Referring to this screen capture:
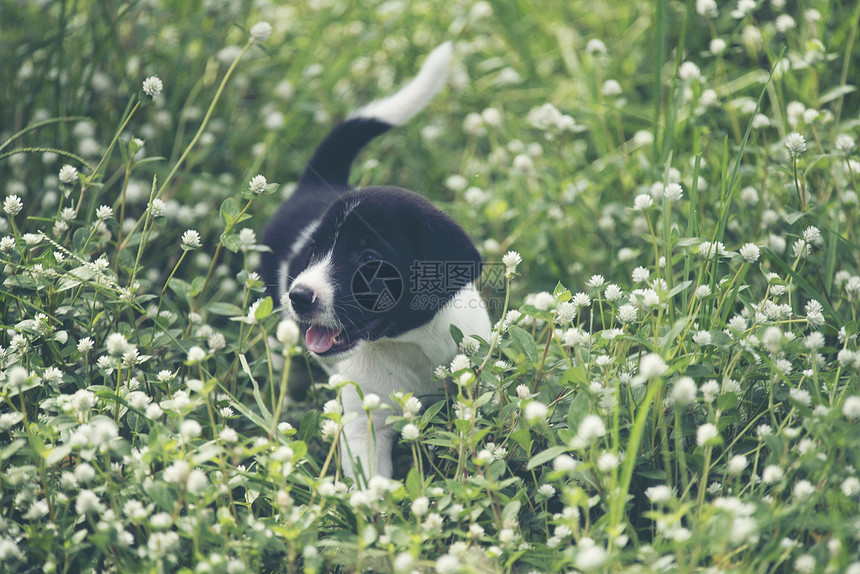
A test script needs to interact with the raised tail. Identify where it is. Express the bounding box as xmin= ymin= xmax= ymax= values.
xmin=298 ymin=41 xmax=453 ymax=189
